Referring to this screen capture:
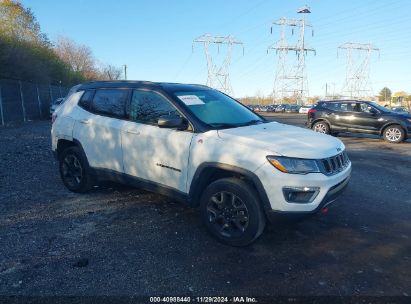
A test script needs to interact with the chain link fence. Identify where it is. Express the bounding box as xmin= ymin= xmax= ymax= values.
xmin=0 ymin=79 xmax=69 ymax=125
